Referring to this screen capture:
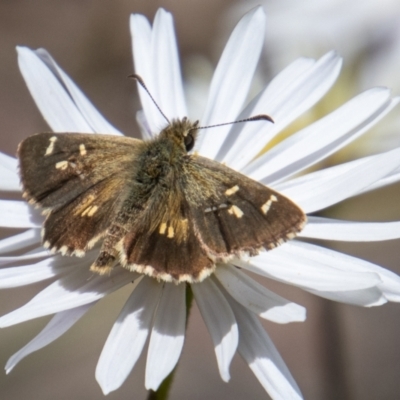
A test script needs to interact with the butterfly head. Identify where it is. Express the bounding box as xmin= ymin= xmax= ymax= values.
xmin=160 ymin=117 xmax=199 ymax=153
